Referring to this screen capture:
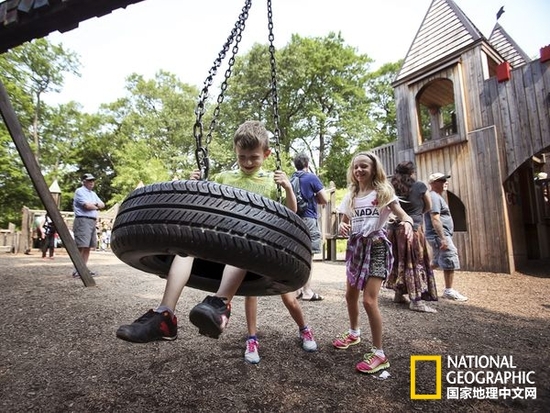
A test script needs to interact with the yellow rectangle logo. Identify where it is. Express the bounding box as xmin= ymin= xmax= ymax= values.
xmin=410 ymin=355 xmax=442 ymax=399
